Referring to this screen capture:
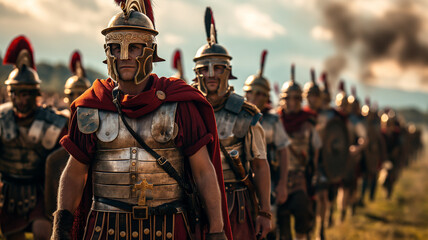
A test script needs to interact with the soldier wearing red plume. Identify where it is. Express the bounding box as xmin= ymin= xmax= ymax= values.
xmin=193 ymin=7 xmax=272 ymax=240
xmin=171 ymin=49 xmax=186 ymax=82
xmin=277 ymin=64 xmax=321 ymax=240
xmin=52 ymin=1 xmax=231 ymax=240
xmin=243 ymin=50 xmax=291 ymax=239
xmin=0 ymin=35 xmax=68 ymax=239
xmin=64 ymin=51 xmax=91 ymax=108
